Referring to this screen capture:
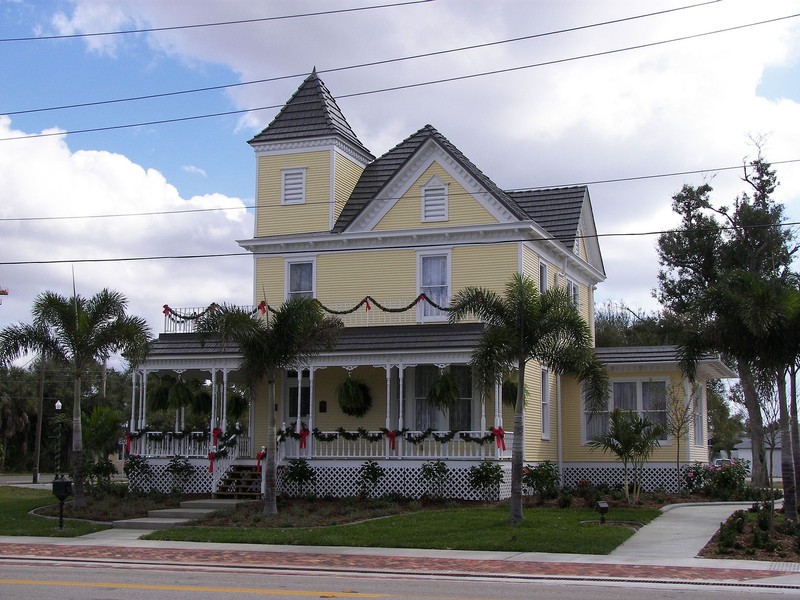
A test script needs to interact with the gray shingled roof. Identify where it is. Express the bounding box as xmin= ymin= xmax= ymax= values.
xmin=147 ymin=323 xmax=486 ymax=360
xmin=507 ymin=187 xmax=587 ymax=248
xmin=332 ymin=125 xmax=528 ymax=233
xmin=248 ymin=70 xmax=373 ymax=159
xmin=594 ymin=346 xmax=683 ymax=364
